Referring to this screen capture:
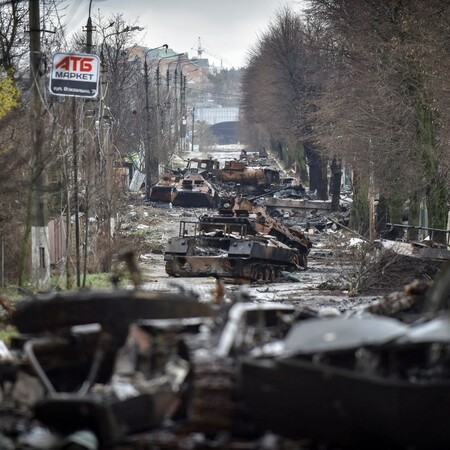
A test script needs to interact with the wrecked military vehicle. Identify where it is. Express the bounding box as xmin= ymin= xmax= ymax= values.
xmin=0 ymin=282 xmax=315 ymax=449
xmin=0 ymin=288 xmax=215 ymax=448
xmin=171 ymin=172 xmax=218 ymax=208
xmin=1 ymin=258 xmax=450 ymax=449
xmin=164 ymin=196 xmax=311 ymax=282
xmin=216 ymin=160 xmax=280 ymax=189
xmin=149 ymin=172 xmax=177 ymax=203
xmin=239 ymin=263 xmax=450 ymax=450
xmin=150 ymin=158 xmax=219 ymax=207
